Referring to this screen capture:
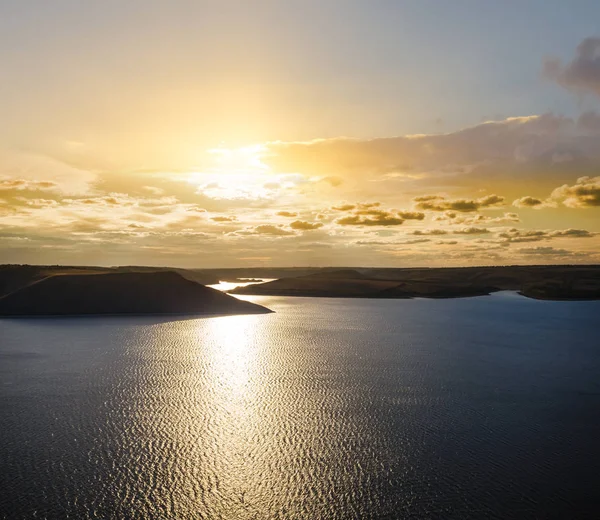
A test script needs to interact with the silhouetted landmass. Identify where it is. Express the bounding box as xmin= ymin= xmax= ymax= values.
xmin=115 ymin=266 xmax=221 ymax=285
xmin=0 ymin=270 xmax=271 ymax=317
xmin=190 ymin=267 xmax=347 ymax=282
xmin=0 ymin=264 xmax=222 ymax=299
xmin=231 ymin=266 xmax=600 ymax=300
xmin=2 ymin=265 xmax=599 ymax=308
xmin=220 ymin=278 xmax=266 ymax=283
